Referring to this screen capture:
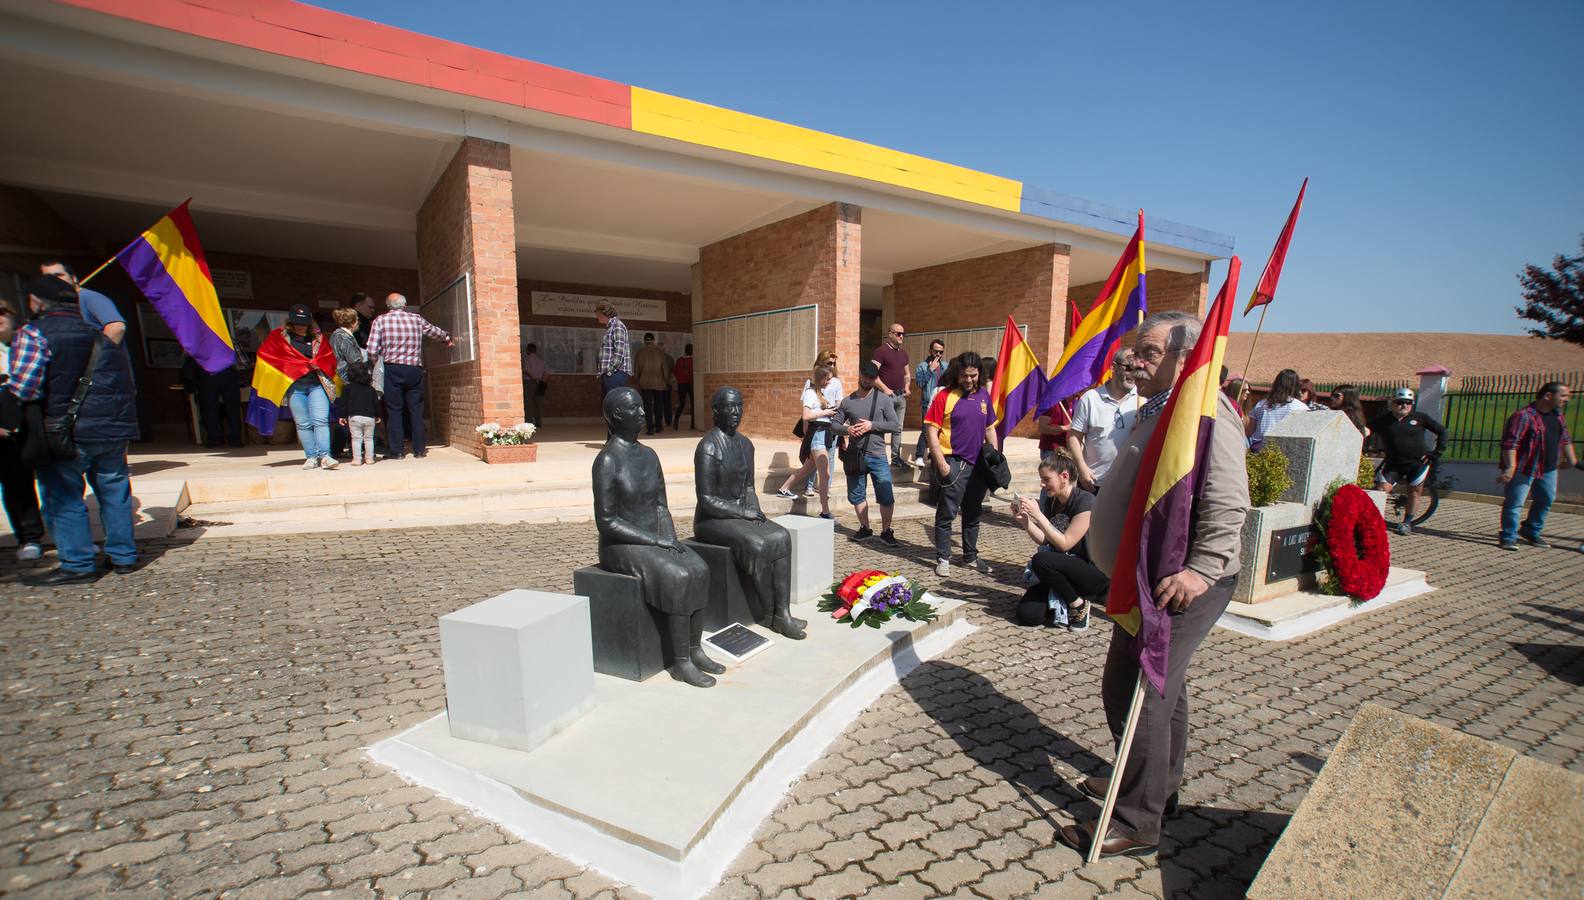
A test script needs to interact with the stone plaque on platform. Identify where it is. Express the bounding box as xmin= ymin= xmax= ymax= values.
xmin=1266 ymin=525 xmax=1320 ymax=583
